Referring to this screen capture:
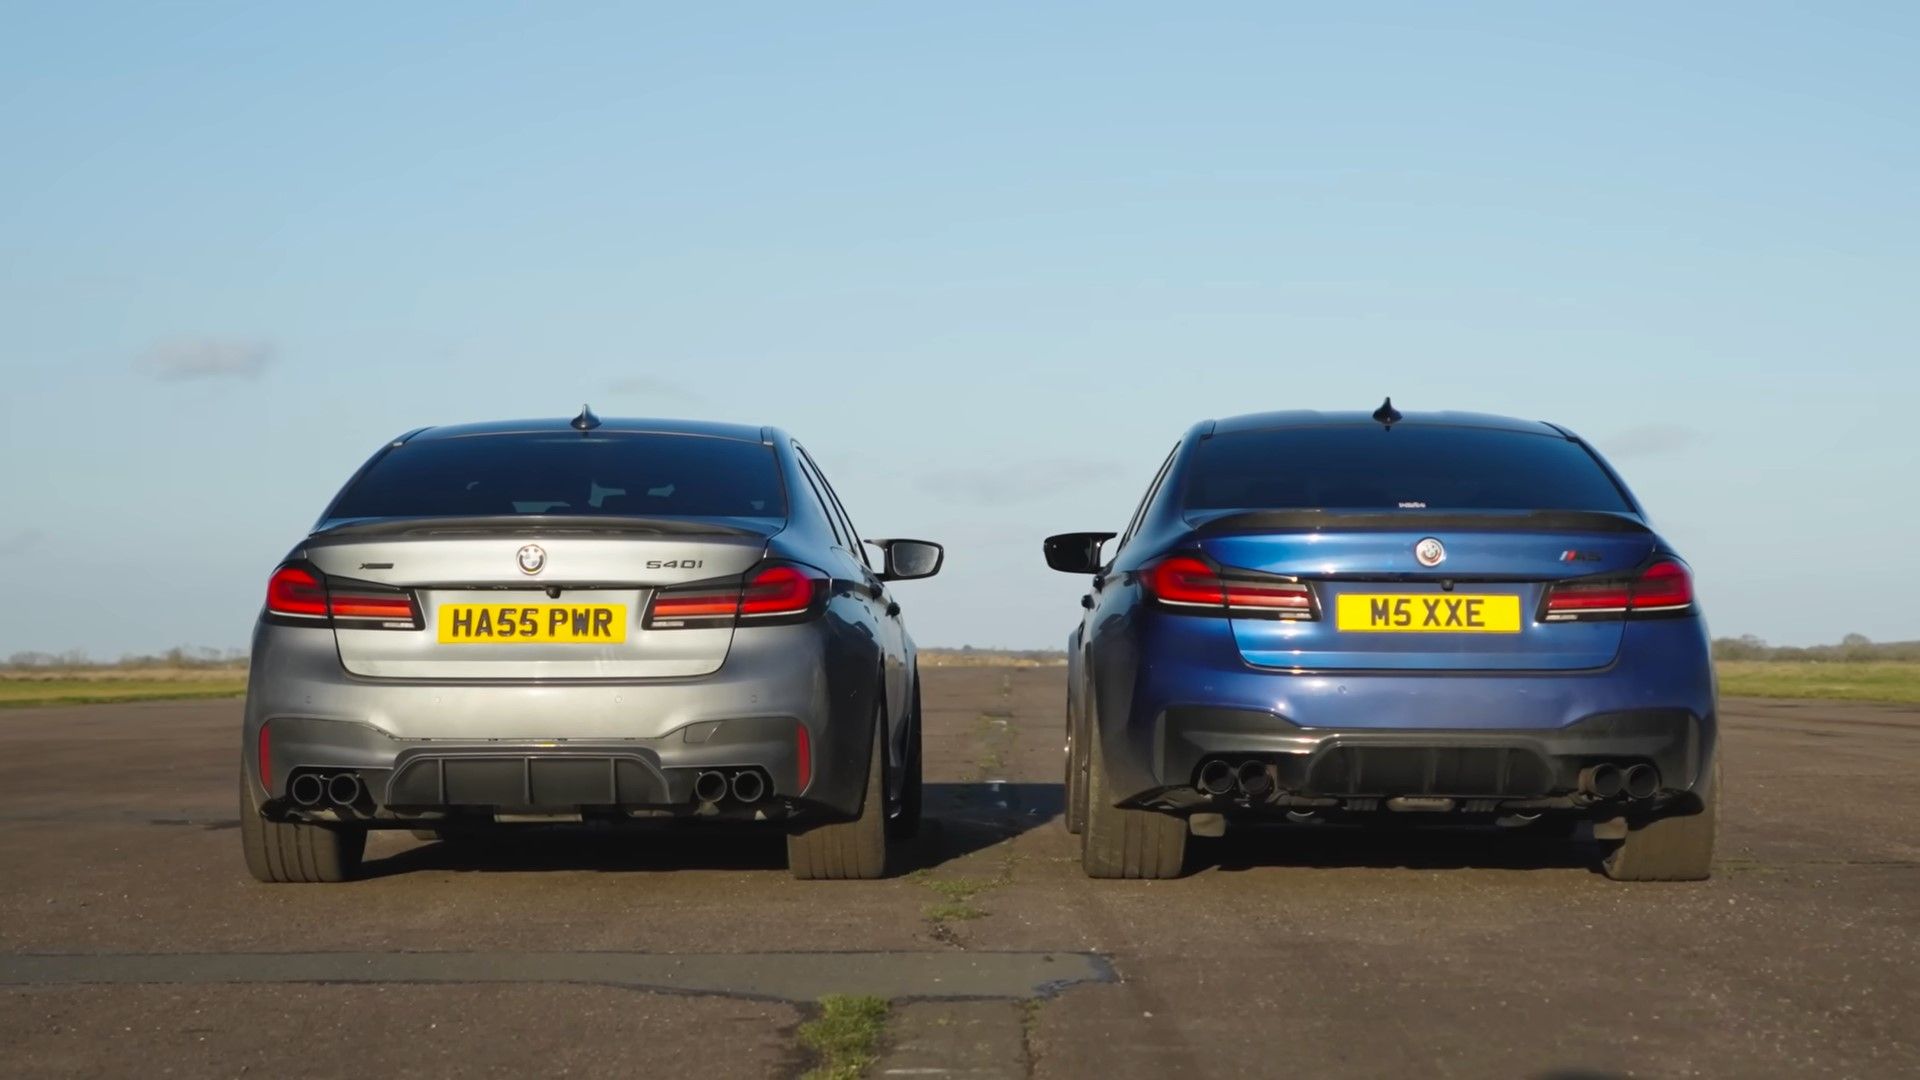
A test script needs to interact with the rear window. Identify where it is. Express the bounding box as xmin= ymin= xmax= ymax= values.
xmin=327 ymin=434 xmax=787 ymax=520
xmin=1181 ymin=426 xmax=1632 ymax=513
